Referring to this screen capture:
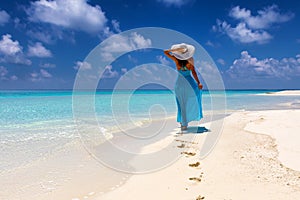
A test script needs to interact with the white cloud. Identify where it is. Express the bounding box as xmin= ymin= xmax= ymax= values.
xmin=102 ymin=35 xmax=133 ymax=54
xmin=101 ymin=32 xmax=152 ymax=62
xmin=100 ymin=52 xmax=115 ymax=62
xmin=157 ymin=55 xmax=171 ymax=66
xmin=229 ymin=6 xmax=251 ymax=20
xmin=73 ymin=61 xmax=92 ymax=70
xmin=0 ymin=34 xmax=31 ymax=65
xmin=130 ymin=32 xmax=152 ymax=48
xmin=195 ymin=60 xmax=221 ymax=82
xmin=227 ymin=51 xmax=300 ymax=79
xmin=0 ymin=10 xmax=10 ymax=26
xmin=26 ymin=24 xmax=78 ymax=44
xmin=27 ymin=29 xmax=58 ymax=44
xmin=0 ymin=66 xmax=8 ymax=79
xmin=13 ymin=18 xmax=22 ymax=29
xmin=140 ymin=65 xmax=153 ymax=75
xmin=29 ymin=69 xmax=52 ymax=82
xmin=0 ymin=34 xmax=22 ymax=55
xmin=206 ymin=40 xmax=215 ymax=47
xmin=121 ymin=68 xmax=127 ymax=73
xmin=104 ymin=32 xmax=151 ymax=52
xmin=214 ymin=20 xmax=272 ymax=44
xmin=205 ymin=40 xmax=221 ymax=48
xmin=0 ymin=66 xmax=17 ymax=81
xmin=10 ymin=75 xmax=18 ymax=81
xmin=111 ymin=19 xmax=121 ymax=33
xmin=29 ymin=72 xmax=40 ymax=82
xmin=116 ymin=63 xmax=176 ymax=89
xmin=27 ymin=0 xmax=108 ymax=34
xmin=157 ymin=0 xmax=190 ymax=7
xmin=28 ymin=42 xmax=52 ymax=57
xmin=214 ymin=5 xmax=294 ymax=44
xmin=101 ymin=27 xmax=115 ymax=39
xmin=230 ymin=5 xmax=294 ymax=29
xmin=127 ymin=55 xmax=138 ymax=63
xmin=102 ymin=65 xmax=118 ymax=78
xmin=217 ymin=58 xmax=226 ymax=66
xmin=40 ymin=69 xmax=52 ymax=78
